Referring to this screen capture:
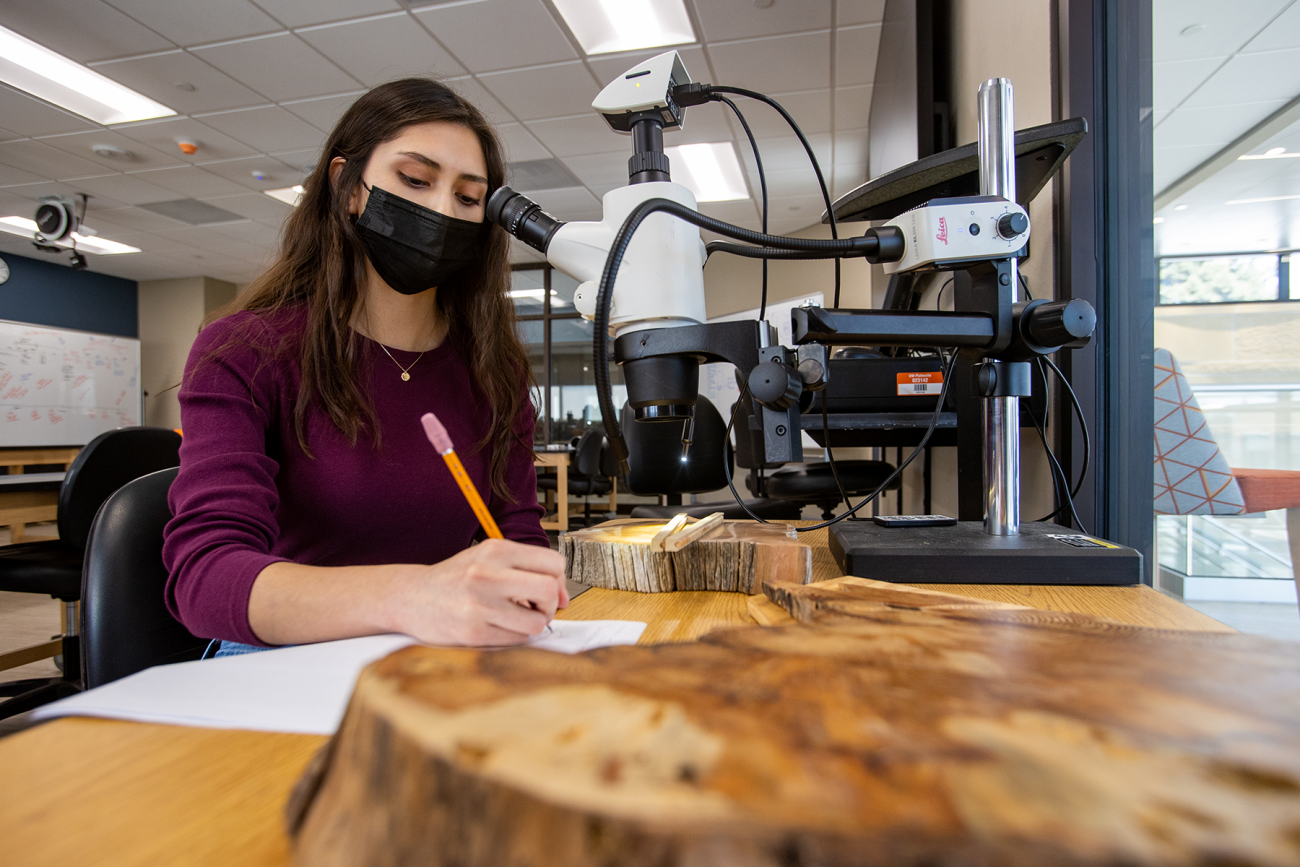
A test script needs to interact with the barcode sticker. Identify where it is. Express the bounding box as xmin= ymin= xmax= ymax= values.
xmin=896 ymin=372 xmax=943 ymax=396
